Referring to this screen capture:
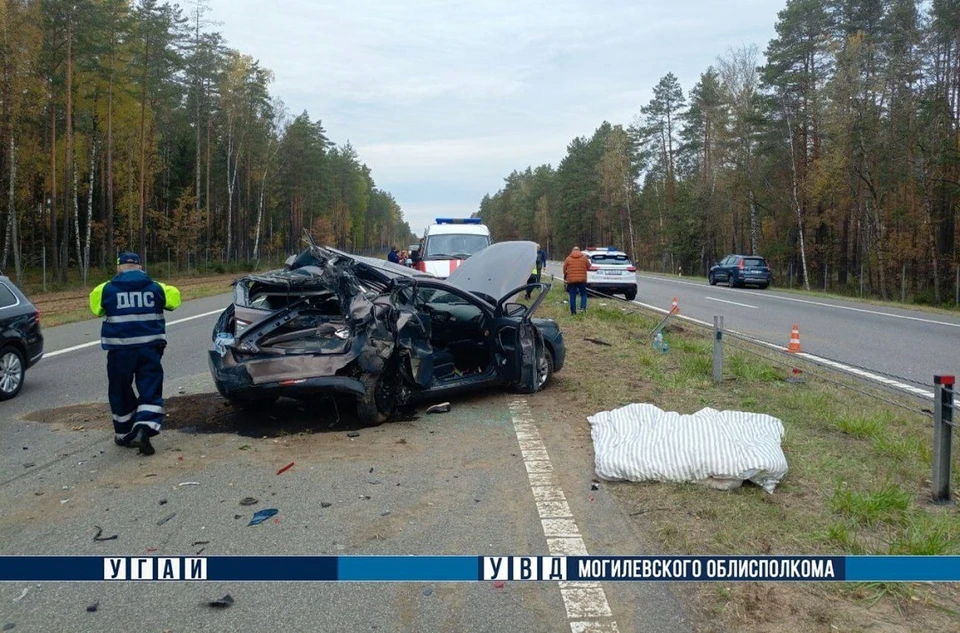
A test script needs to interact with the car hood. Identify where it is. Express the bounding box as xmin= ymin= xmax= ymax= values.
xmin=446 ymin=241 xmax=537 ymax=300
